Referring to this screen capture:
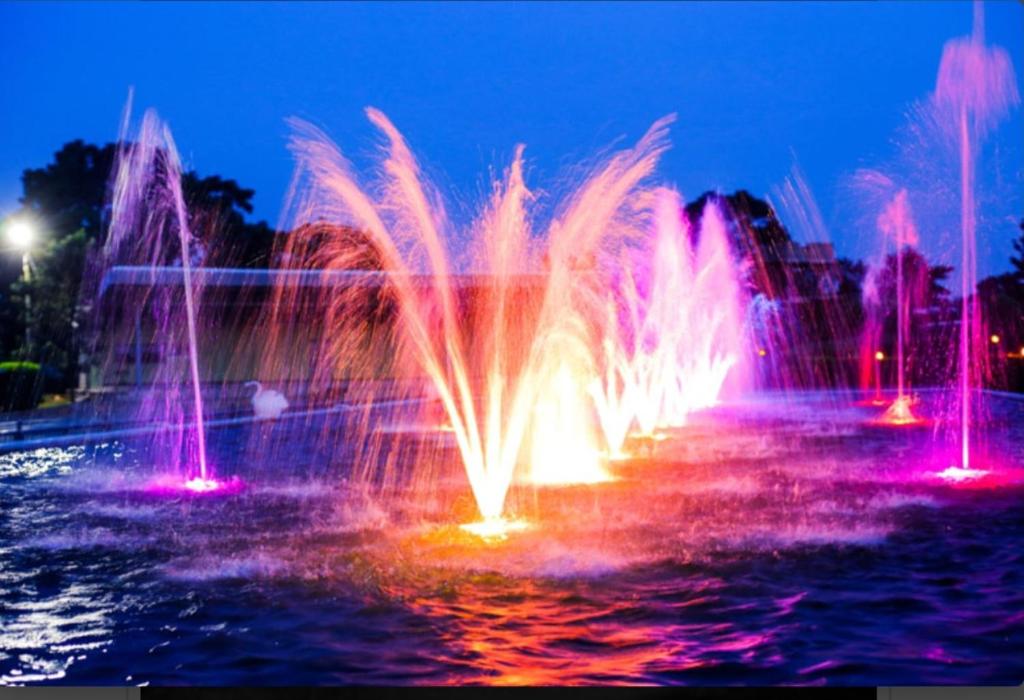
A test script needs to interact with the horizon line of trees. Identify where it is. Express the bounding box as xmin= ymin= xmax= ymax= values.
xmin=2 ymin=139 xmax=1023 ymax=395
